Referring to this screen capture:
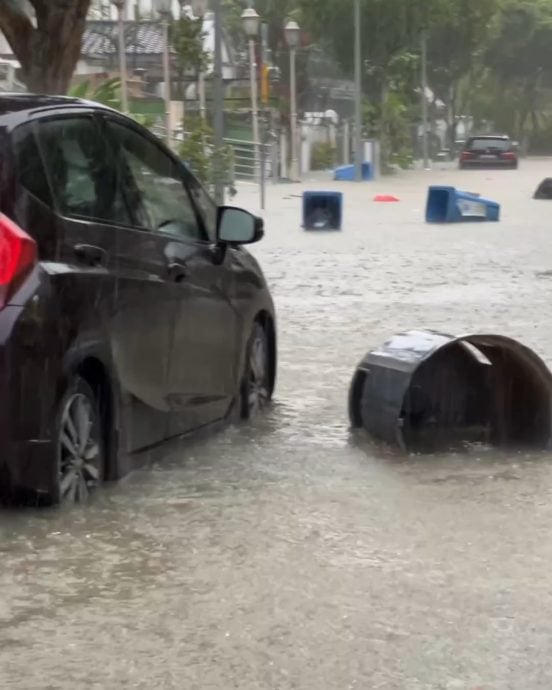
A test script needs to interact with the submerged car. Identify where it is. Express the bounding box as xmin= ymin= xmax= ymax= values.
xmin=459 ymin=135 xmax=518 ymax=169
xmin=0 ymin=95 xmax=276 ymax=505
